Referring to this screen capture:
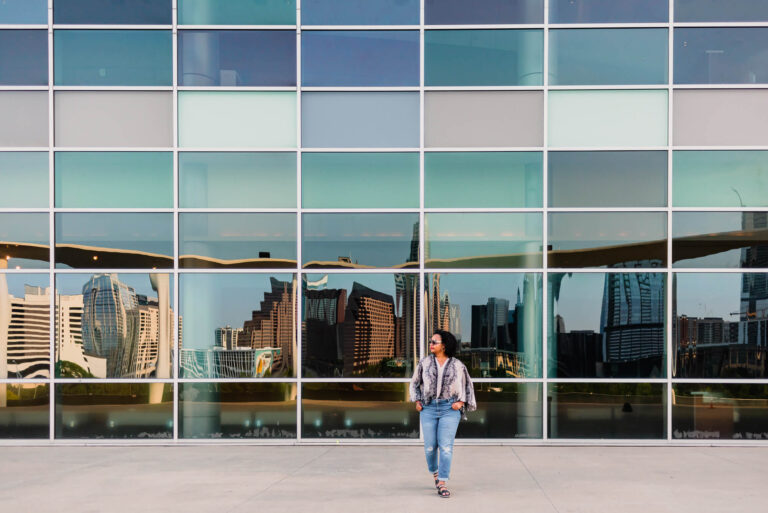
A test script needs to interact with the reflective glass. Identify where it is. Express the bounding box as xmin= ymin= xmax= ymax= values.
xmin=303 ymin=153 xmax=418 ymax=209
xmin=673 ymin=151 xmax=768 ymax=208
xmin=178 ymin=30 xmax=295 ymax=87
xmin=0 ymin=31 xmax=47 ymax=85
xmin=673 ymin=212 xmax=768 ymax=268
xmin=673 ymin=384 xmax=768 ymax=440
xmin=674 ymin=273 xmax=768 ymax=379
xmin=179 ymin=273 xmax=296 ymax=378
xmin=55 ymin=384 xmax=173 ymax=439
xmin=549 ymin=273 xmax=666 ymax=378
xmin=548 ymin=151 xmax=667 ymax=208
xmin=425 ymin=30 xmax=543 ymax=87
xmin=425 ymin=213 xmax=543 ymax=268
xmin=0 ymin=274 xmax=50 ymax=379
xmin=425 ymin=152 xmax=543 ymax=209
xmin=0 ymin=0 xmax=47 ymax=24
xmin=675 ymin=0 xmax=768 ymax=22
xmin=54 ymin=30 xmax=172 ymax=86
xmin=302 ymin=214 xmax=419 ymax=269
xmin=302 ymin=31 xmax=419 ymax=87
xmin=55 ymin=273 xmax=174 ymax=379
xmin=549 ymin=0 xmax=668 ymax=23
xmin=55 ymin=152 xmax=173 ymax=209
xmin=549 ymin=212 xmax=667 ymax=268
xmin=457 ymin=383 xmax=542 ymax=439
xmin=303 ymin=0 xmax=417 ymax=25
xmin=0 ymin=384 xmax=49 ymax=438
xmin=674 ymin=90 xmax=768 ymax=147
xmin=0 ymin=213 xmax=49 ymax=269
xmin=53 ymin=0 xmax=172 ymax=24
xmin=179 ymin=213 xmax=297 ymax=268
xmin=550 ymin=29 xmax=667 ymax=86
xmin=178 ymin=0 xmax=296 ymax=25
xmin=54 ymin=213 xmax=173 ymax=269
xmin=179 ymin=152 xmax=296 ymax=209
xmin=426 ymin=273 xmax=542 ymax=377
xmin=548 ymin=383 xmax=666 ymax=439
xmin=179 ymin=383 xmax=297 ymax=439
xmin=675 ymin=28 xmax=768 ymax=85
xmin=0 ymin=153 xmax=48 ymax=208
xmin=302 ymin=273 xmax=419 ymax=378
xmin=302 ymin=92 xmax=419 ymax=148
xmin=302 ymin=383 xmax=419 ymax=438
xmin=0 ymin=92 xmax=49 ymax=147
xmin=425 ymin=0 xmax=544 ymax=25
